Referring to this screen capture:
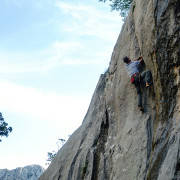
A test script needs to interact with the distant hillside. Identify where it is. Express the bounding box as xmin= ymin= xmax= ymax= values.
xmin=0 ymin=165 xmax=44 ymax=180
